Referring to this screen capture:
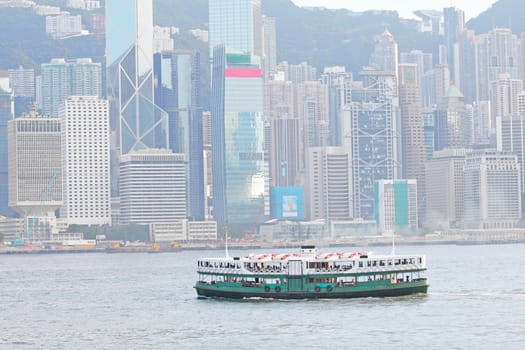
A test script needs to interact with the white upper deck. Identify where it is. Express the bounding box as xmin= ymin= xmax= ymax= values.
xmin=197 ymin=246 xmax=427 ymax=275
